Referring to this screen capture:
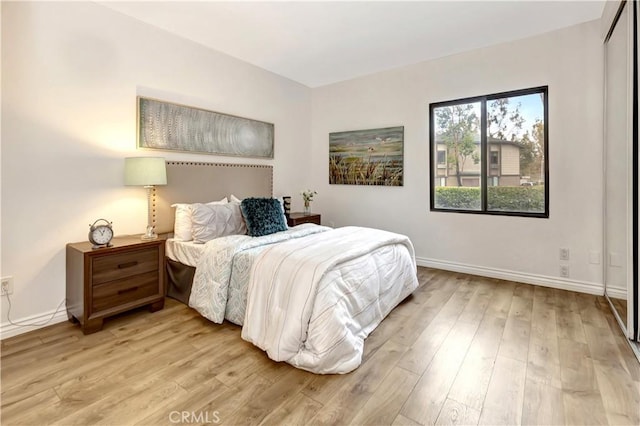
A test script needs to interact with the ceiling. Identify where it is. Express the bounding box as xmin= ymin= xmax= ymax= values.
xmin=101 ymin=1 xmax=606 ymax=88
